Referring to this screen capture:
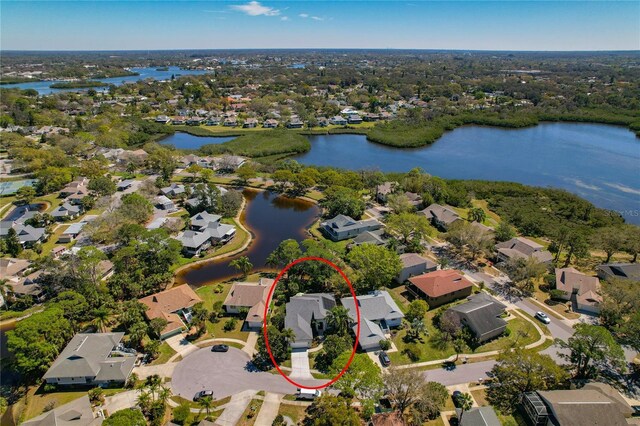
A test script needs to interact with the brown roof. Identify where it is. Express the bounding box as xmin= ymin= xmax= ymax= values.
xmin=369 ymin=411 xmax=404 ymax=426
xmin=224 ymin=278 xmax=272 ymax=324
xmin=408 ymin=270 xmax=473 ymax=298
xmin=0 ymin=258 xmax=31 ymax=277
xmin=139 ymin=285 xmax=202 ymax=335
xmin=556 ymin=268 xmax=600 ymax=297
xmin=399 ymin=253 xmax=435 ymax=269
